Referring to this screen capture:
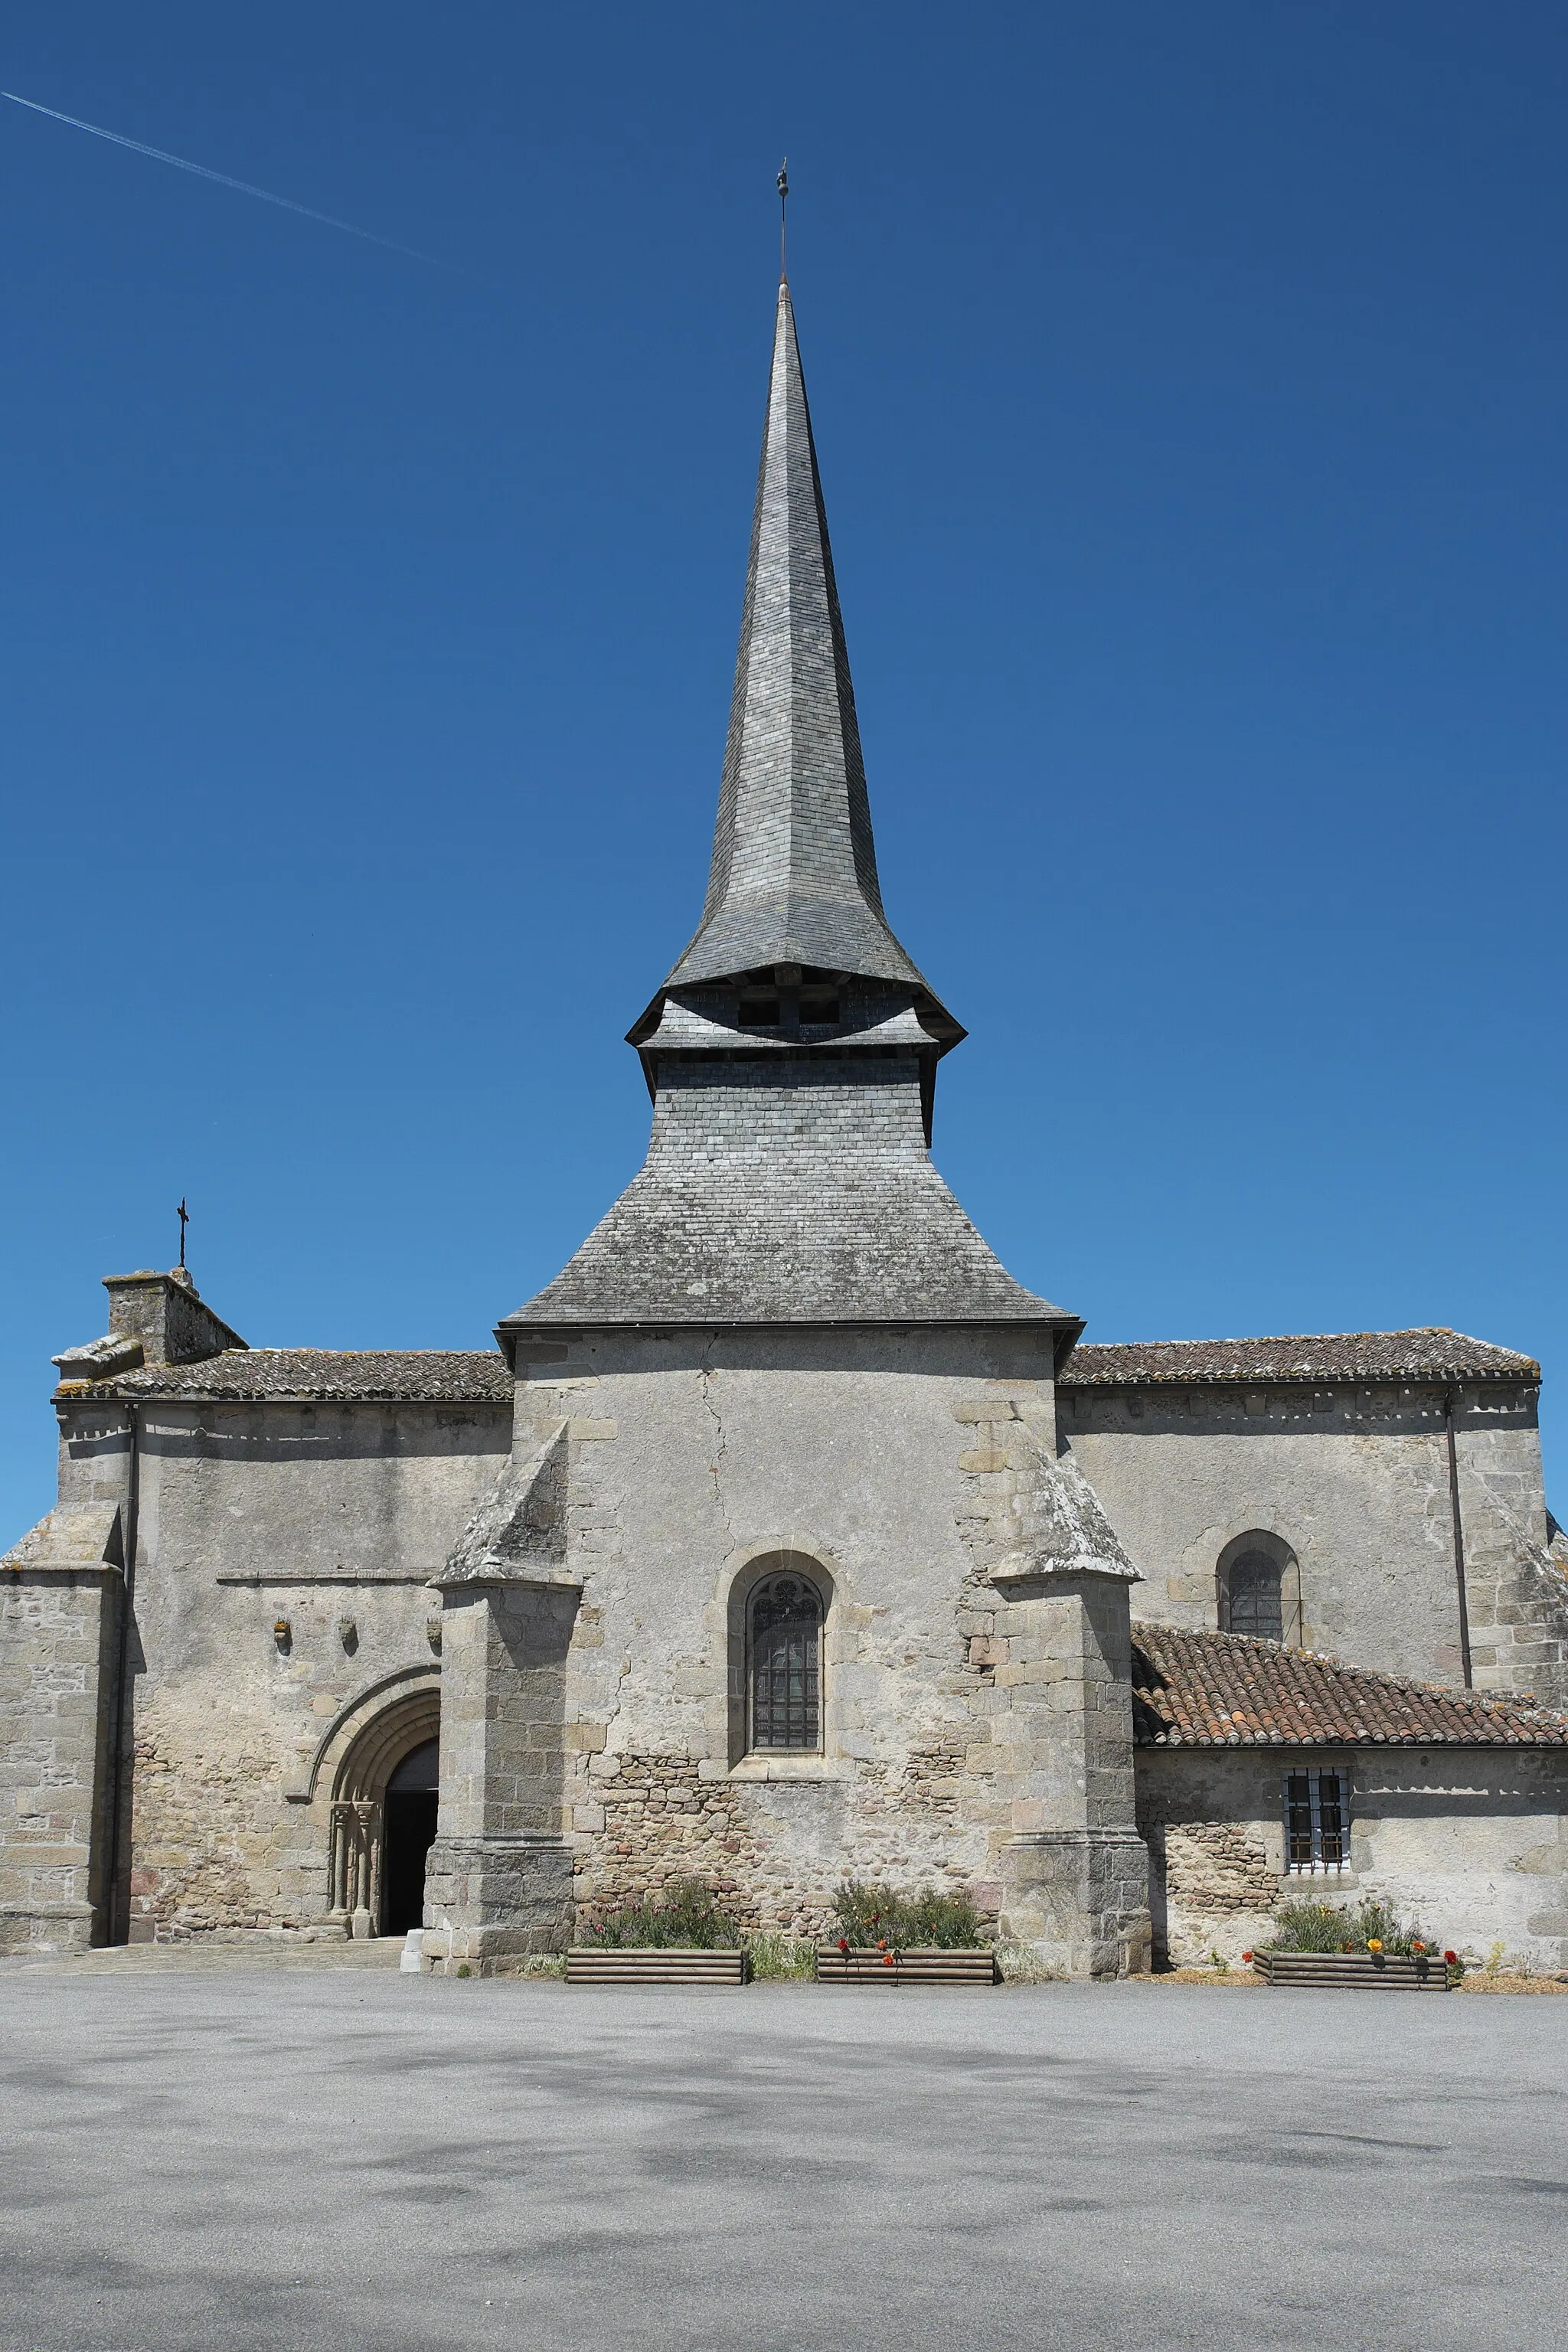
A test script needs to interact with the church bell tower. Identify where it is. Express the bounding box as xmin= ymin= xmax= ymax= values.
xmin=422 ymin=273 xmax=1151 ymax=1979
